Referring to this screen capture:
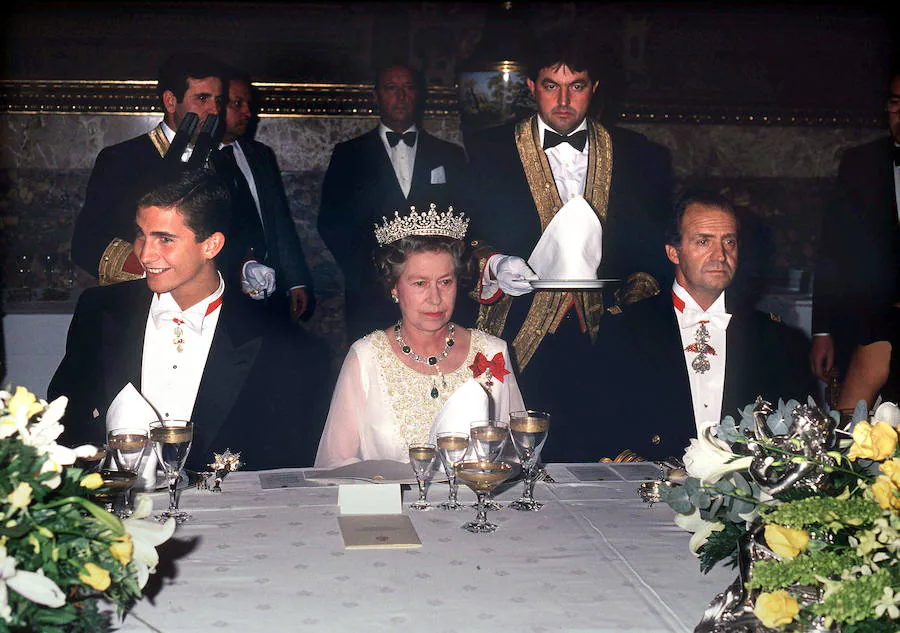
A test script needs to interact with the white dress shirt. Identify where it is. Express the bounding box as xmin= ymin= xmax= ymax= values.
xmin=379 ymin=122 xmax=417 ymax=199
xmin=141 ymin=275 xmax=225 ymax=421
xmin=537 ymin=117 xmax=589 ymax=202
xmin=672 ymin=281 xmax=731 ymax=431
